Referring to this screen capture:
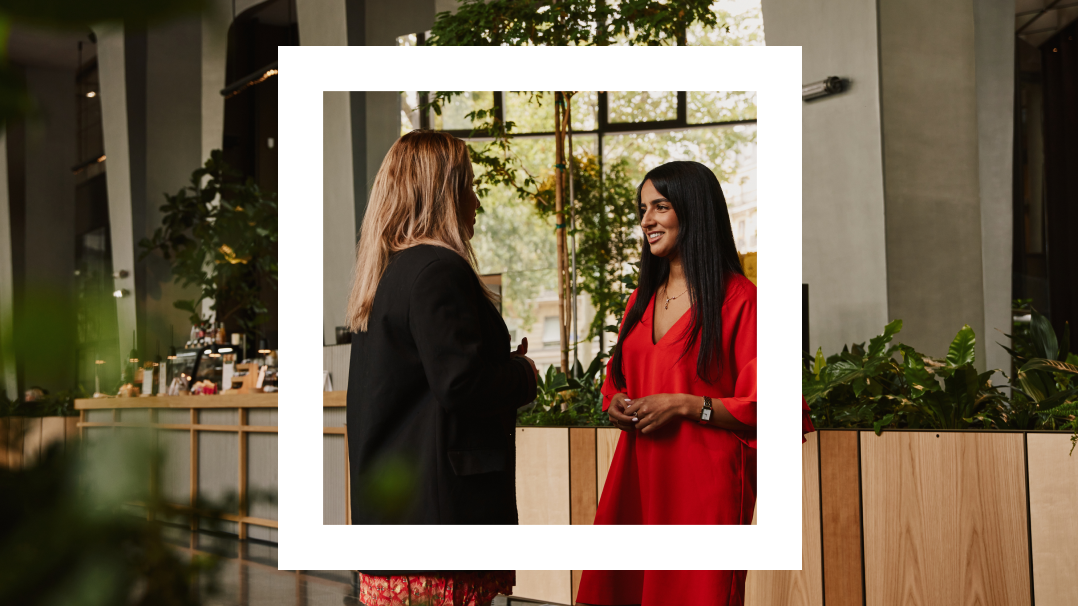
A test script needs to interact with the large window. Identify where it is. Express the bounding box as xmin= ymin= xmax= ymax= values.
xmin=402 ymin=90 xmax=757 ymax=374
